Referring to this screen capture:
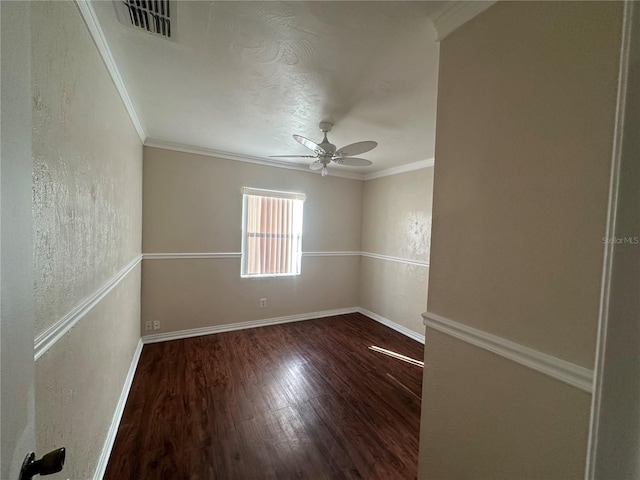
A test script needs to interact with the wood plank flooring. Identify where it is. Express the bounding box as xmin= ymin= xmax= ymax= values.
xmin=105 ymin=313 xmax=424 ymax=479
